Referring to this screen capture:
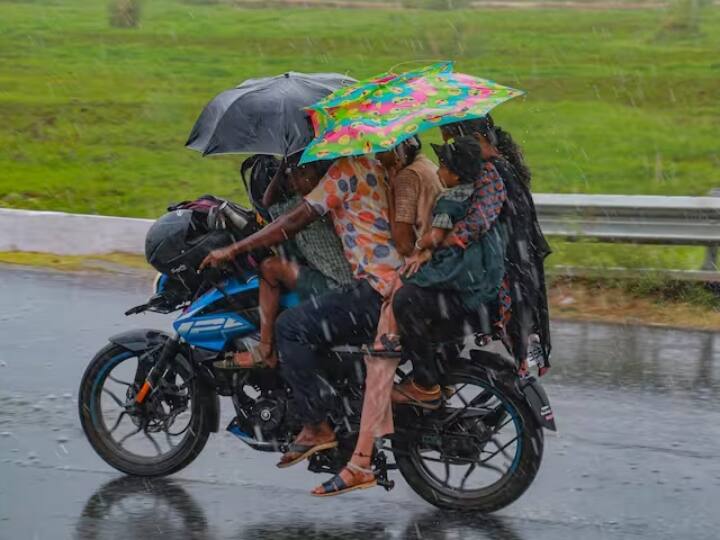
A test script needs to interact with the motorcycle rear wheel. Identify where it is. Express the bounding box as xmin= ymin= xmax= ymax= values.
xmin=393 ymin=367 xmax=544 ymax=513
xmin=78 ymin=343 xmax=211 ymax=477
